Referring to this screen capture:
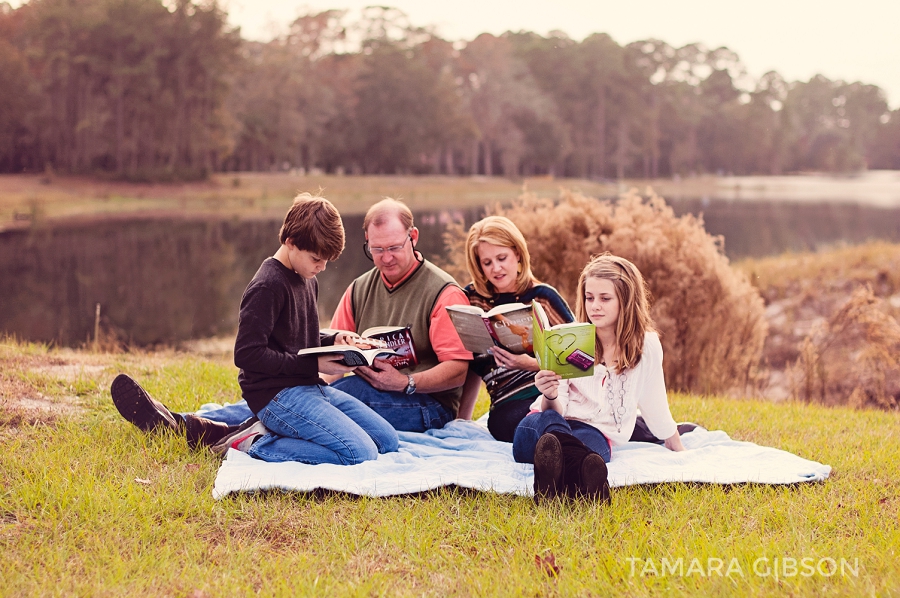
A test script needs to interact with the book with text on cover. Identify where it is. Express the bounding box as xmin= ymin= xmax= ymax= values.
xmin=532 ymin=300 xmax=595 ymax=379
xmin=359 ymin=325 xmax=418 ymax=369
xmin=445 ymin=303 xmax=533 ymax=355
xmin=321 ymin=325 xmax=420 ymax=370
